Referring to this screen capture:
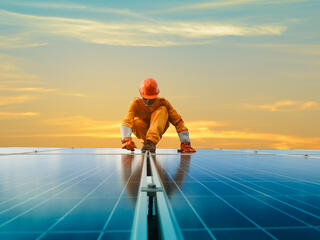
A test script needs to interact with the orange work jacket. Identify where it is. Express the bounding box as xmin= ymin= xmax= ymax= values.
xmin=122 ymin=97 xmax=188 ymax=133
